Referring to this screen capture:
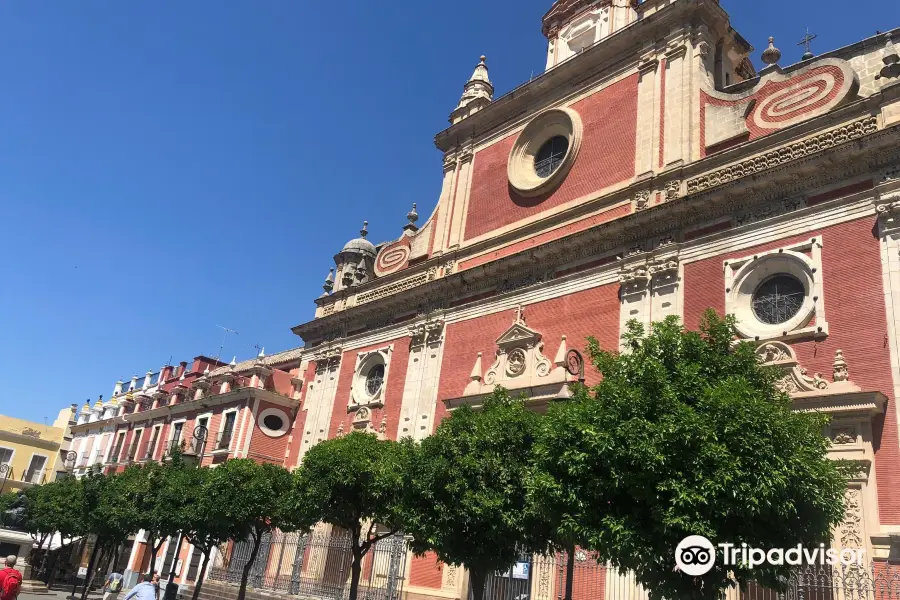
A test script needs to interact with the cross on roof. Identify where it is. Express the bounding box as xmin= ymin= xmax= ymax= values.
xmin=798 ymin=28 xmax=817 ymax=59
